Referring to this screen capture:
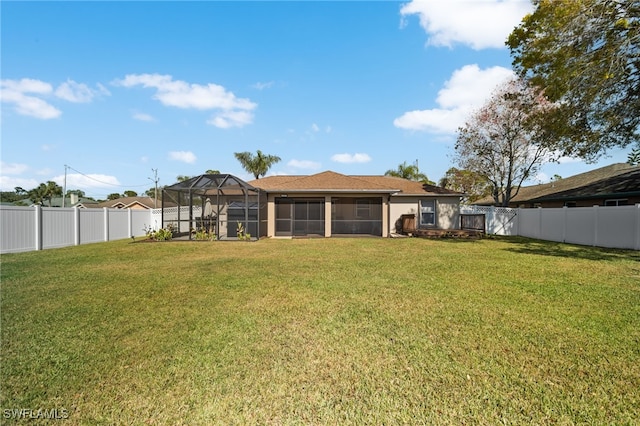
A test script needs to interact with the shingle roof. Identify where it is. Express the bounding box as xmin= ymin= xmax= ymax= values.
xmin=475 ymin=163 xmax=639 ymax=205
xmin=250 ymin=171 xmax=462 ymax=196
xmin=90 ymin=196 xmax=157 ymax=209
xmin=531 ymin=168 xmax=640 ymax=202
